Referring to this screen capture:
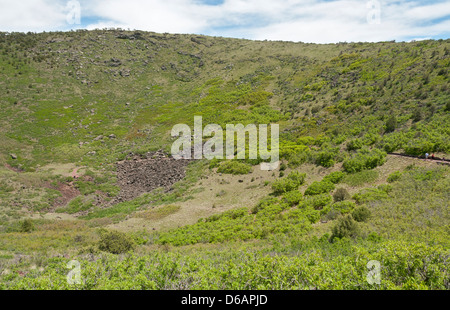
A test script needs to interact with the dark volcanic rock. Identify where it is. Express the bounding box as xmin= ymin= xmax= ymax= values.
xmin=113 ymin=151 xmax=192 ymax=203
